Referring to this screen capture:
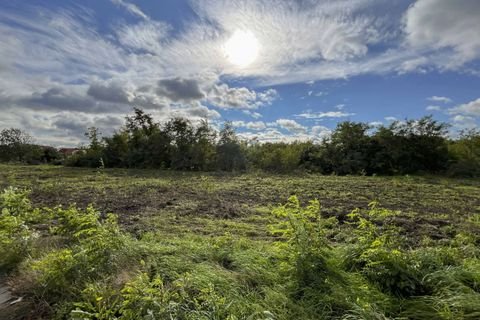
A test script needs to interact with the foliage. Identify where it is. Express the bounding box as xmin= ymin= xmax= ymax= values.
xmin=448 ymin=129 xmax=480 ymax=177
xmin=247 ymin=142 xmax=308 ymax=172
xmin=25 ymin=206 xmax=133 ymax=303
xmin=373 ymin=116 xmax=450 ymax=174
xmin=0 ymin=187 xmax=42 ymax=271
xmin=269 ymin=196 xmax=333 ymax=292
xmin=301 ymin=116 xmax=452 ymax=175
xmin=216 ymin=121 xmax=246 ymax=172
xmin=0 ymin=128 xmax=46 ymax=164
